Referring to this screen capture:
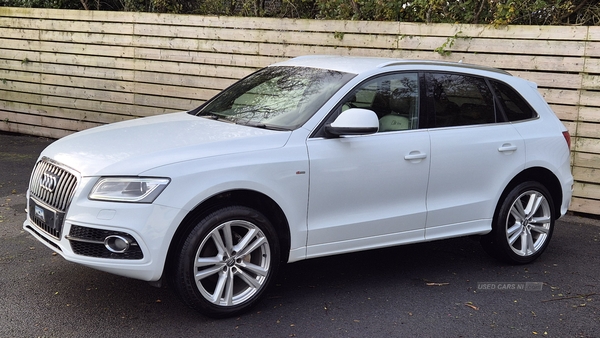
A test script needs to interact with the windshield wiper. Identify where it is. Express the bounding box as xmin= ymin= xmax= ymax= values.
xmin=203 ymin=113 xmax=220 ymax=120
xmin=199 ymin=113 xmax=236 ymax=123
xmin=236 ymin=120 xmax=291 ymax=131
xmin=236 ymin=120 xmax=265 ymax=128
